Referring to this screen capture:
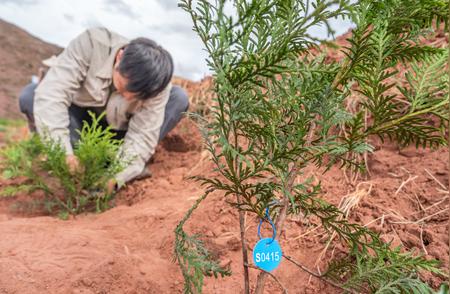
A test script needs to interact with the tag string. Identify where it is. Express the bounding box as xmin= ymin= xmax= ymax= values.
xmin=257 ymin=207 xmax=276 ymax=244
